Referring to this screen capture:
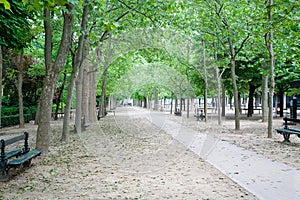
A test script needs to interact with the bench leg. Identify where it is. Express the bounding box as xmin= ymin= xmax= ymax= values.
xmin=0 ymin=168 xmax=9 ymax=182
xmin=283 ymin=133 xmax=291 ymax=143
xmin=23 ymin=159 xmax=32 ymax=168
